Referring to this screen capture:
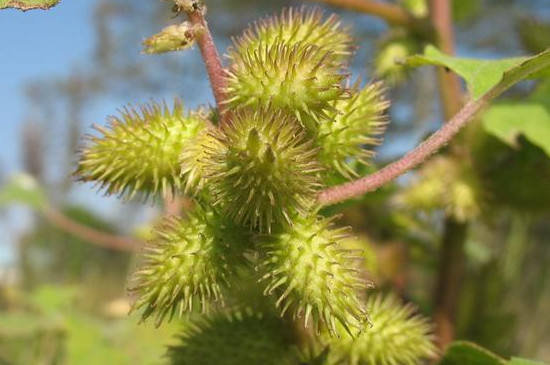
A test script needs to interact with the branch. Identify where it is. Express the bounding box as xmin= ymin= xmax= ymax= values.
xmin=428 ymin=0 xmax=466 ymax=350
xmin=184 ymin=3 xmax=228 ymax=124
xmin=305 ymin=0 xmax=425 ymax=29
xmin=429 ymin=0 xmax=462 ymax=119
xmin=43 ymin=206 xmax=142 ymax=252
xmin=317 ymin=97 xmax=485 ymax=205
